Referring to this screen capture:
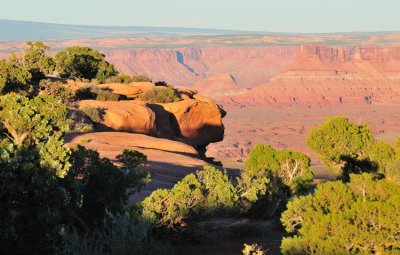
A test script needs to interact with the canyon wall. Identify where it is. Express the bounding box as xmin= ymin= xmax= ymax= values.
xmin=103 ymin=46 xmax=297 ymax=88
xmin=103 ymin=44 xmax=400 ymax=107
xmin=221 ymin=45 xmax=400 ymax=107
